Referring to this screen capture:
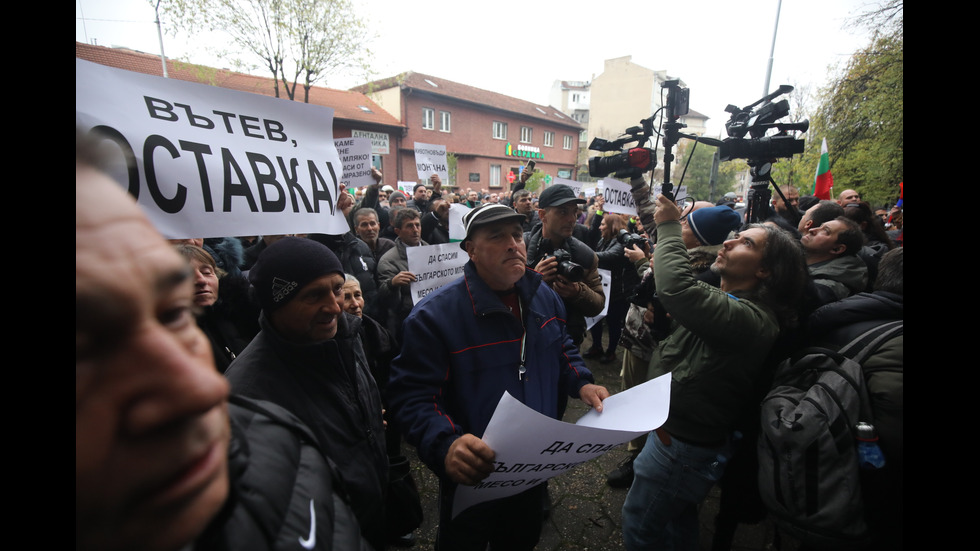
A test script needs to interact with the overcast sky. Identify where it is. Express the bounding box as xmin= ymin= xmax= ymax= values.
xmin=76 ymin=0 xmax=877 ymax=138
